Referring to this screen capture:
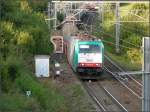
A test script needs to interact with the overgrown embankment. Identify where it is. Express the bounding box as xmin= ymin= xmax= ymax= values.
xmin=0 ymin=0 xmax=67 ymax=111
